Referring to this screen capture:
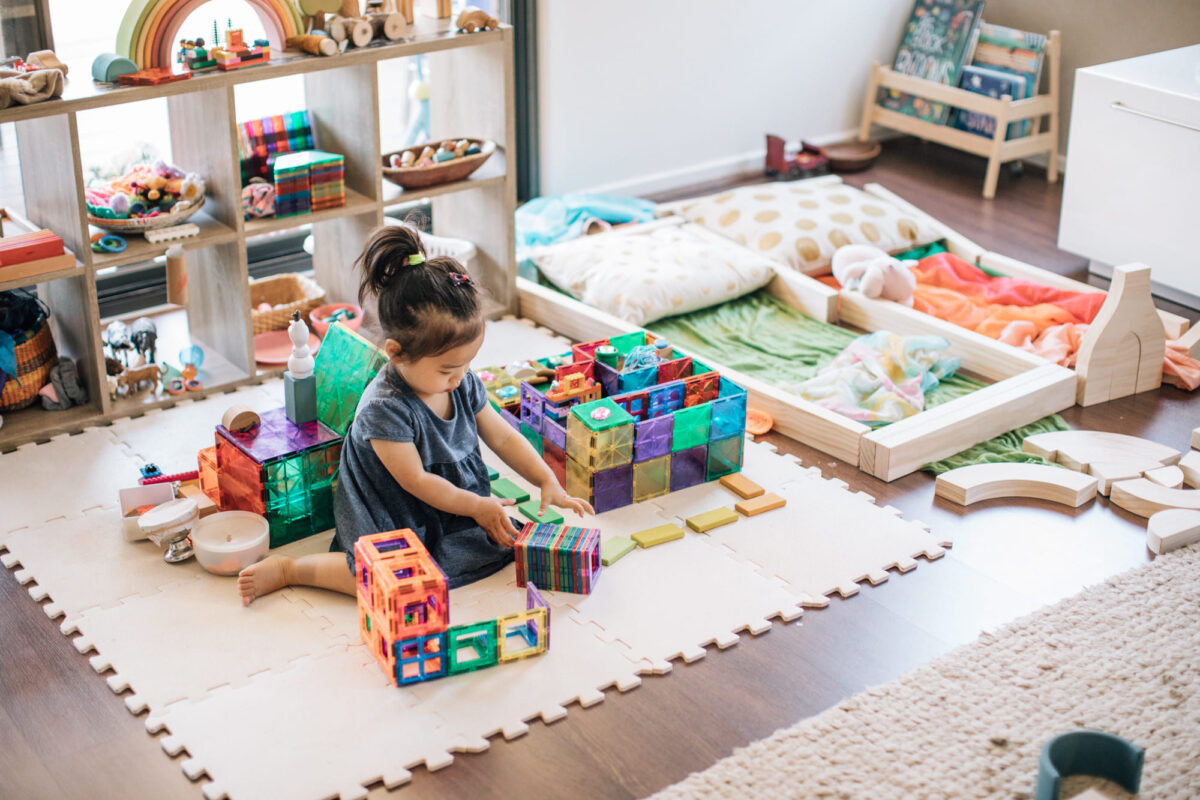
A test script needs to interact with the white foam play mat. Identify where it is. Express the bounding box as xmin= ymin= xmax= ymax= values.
xmin=0 ymin=318 xmax=948 ymax=800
